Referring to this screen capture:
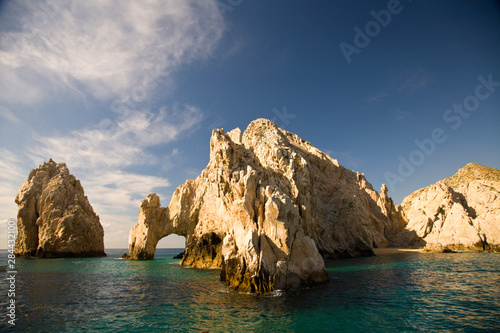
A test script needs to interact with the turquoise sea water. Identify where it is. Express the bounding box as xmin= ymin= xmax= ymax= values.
xmin=1 ymin=249 xmax=499 ymax=332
